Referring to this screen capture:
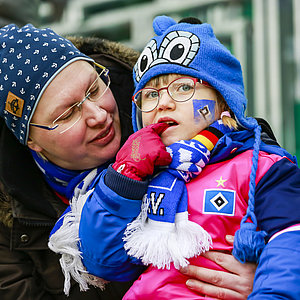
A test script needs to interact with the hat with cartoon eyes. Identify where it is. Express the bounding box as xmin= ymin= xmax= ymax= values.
xmin=132 ymin=15 xmax=256 ymax=132
xmin=0 ymin=23 xmax=93 ymax=145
